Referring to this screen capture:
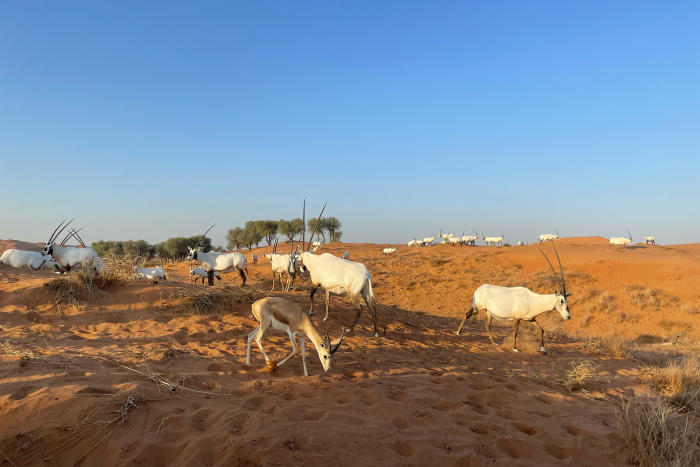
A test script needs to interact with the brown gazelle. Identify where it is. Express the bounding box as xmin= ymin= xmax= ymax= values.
xmin=245 ymin=297 xmax=345 ymax=376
